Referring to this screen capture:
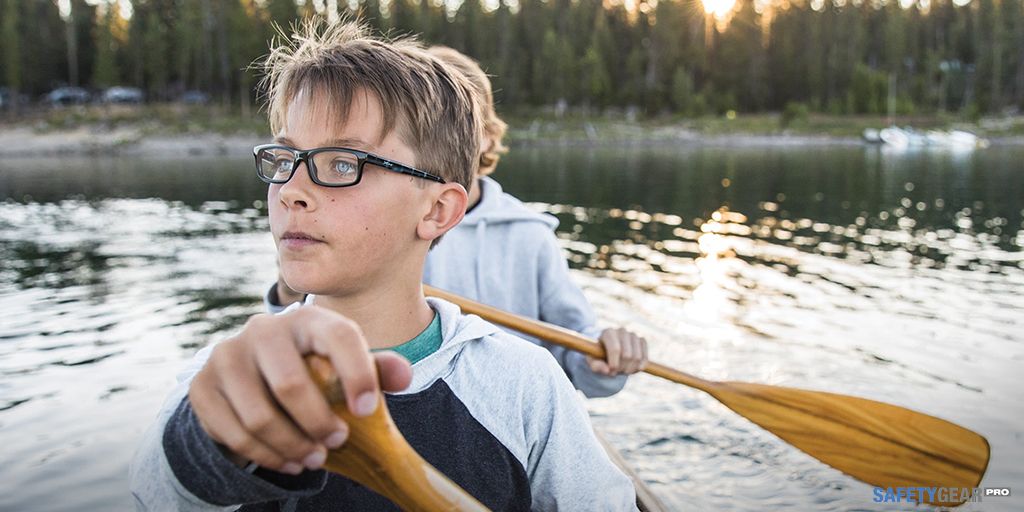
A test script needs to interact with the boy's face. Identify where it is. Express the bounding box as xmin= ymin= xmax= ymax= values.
xmin=269 ymin=89 xmax=432 ymax=296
